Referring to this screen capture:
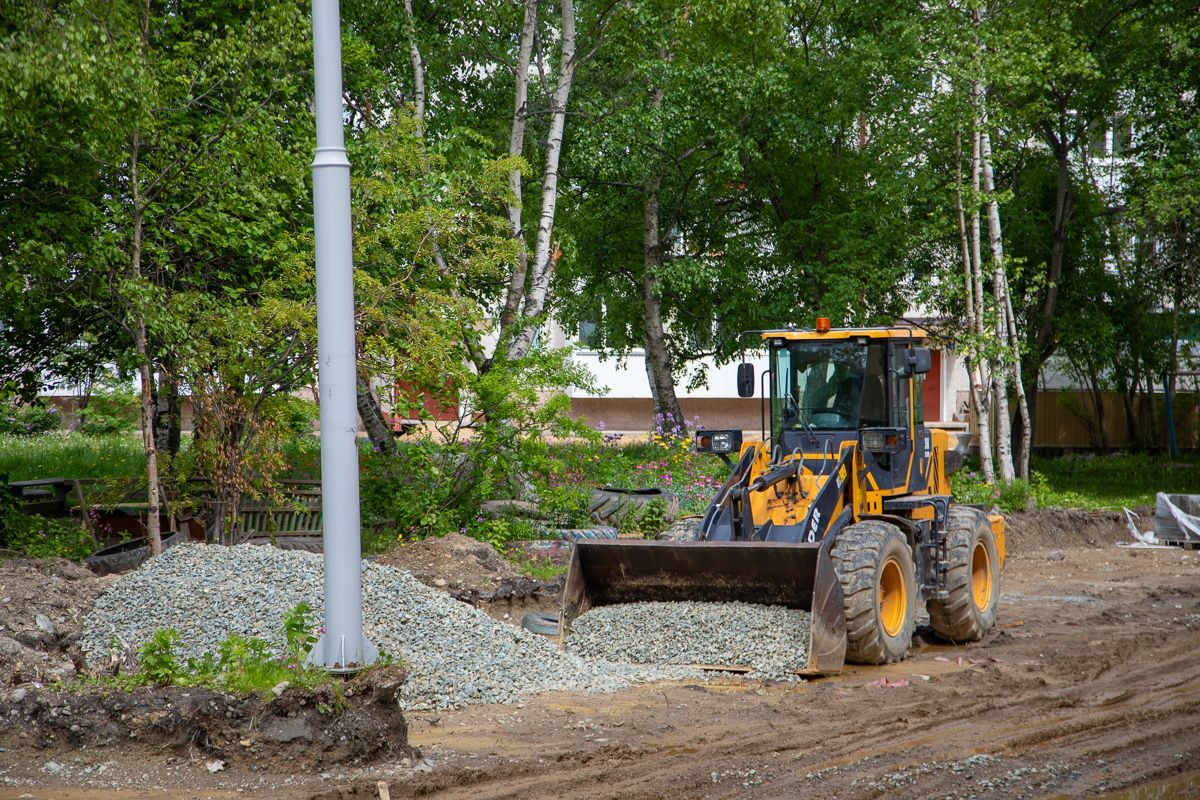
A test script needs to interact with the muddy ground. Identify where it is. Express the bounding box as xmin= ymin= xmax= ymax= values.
xmin=2 ymin=510 xmax=1200 ymax=799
